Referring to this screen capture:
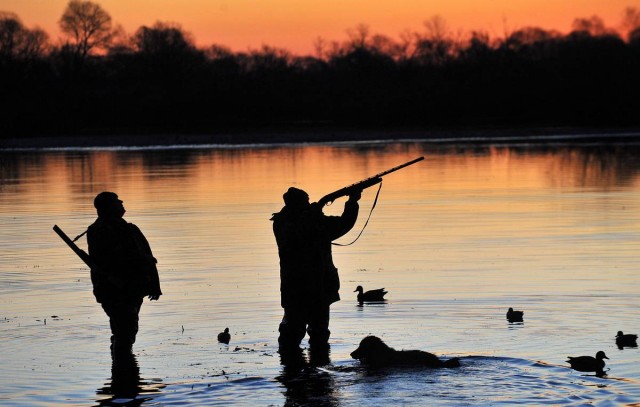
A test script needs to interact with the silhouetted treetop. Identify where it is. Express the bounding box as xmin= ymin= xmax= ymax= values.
xmin=59 ymin=0 xmax=114 ymax=60
xmin=571 ymin=15 xmax=617 ymax=37
xmin=0 ymin=12 xmax=49 ymax=63
xmin=133 ymin=22 xmax=196 ymax=55
xmin=1 ymin=5 xmax=640 ymax=137
xmin=630 ymin=27 xmax=640 ymax=46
